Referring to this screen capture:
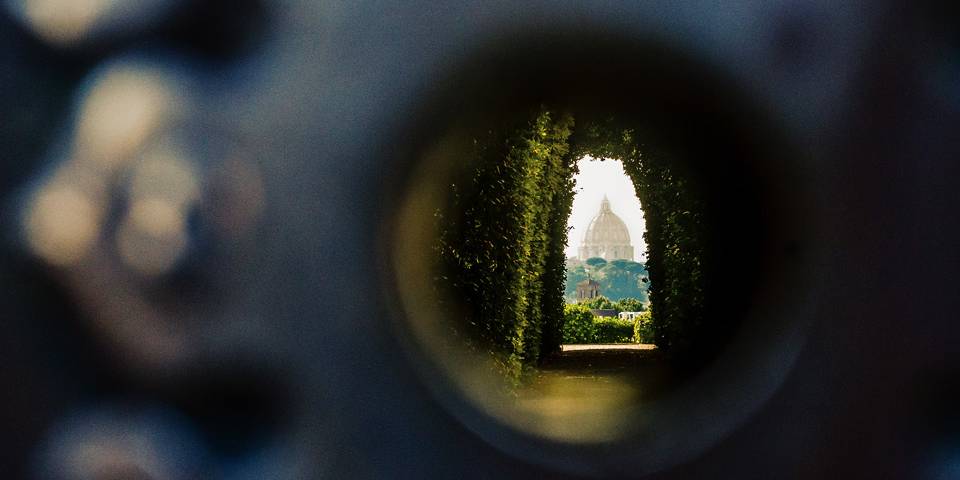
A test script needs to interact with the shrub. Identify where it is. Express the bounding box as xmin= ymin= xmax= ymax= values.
xmin=593 ymin=317 xmax=635 ymax=343
xmin=563 ymin=304 xmax=637 ymax=344
xmin=562 ymin=304 xmax=596 ymax=343
xmin=632 ymin=310 xmax=654 ymax=344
